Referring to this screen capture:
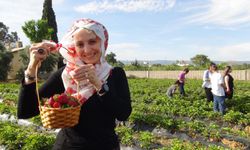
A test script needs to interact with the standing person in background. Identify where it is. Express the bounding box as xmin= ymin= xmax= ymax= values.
xmin=224 ymin=66 xmax=234 ymax=99
xmin=178 ymin=68 xmax=189 ymax=97
xmin=17 ymin=18 xmax=132 ymax=150
xmin=202 ymin=63 xmax=215 ymax=102
xmin=210 ymin=64 xmax=226 ymax=114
